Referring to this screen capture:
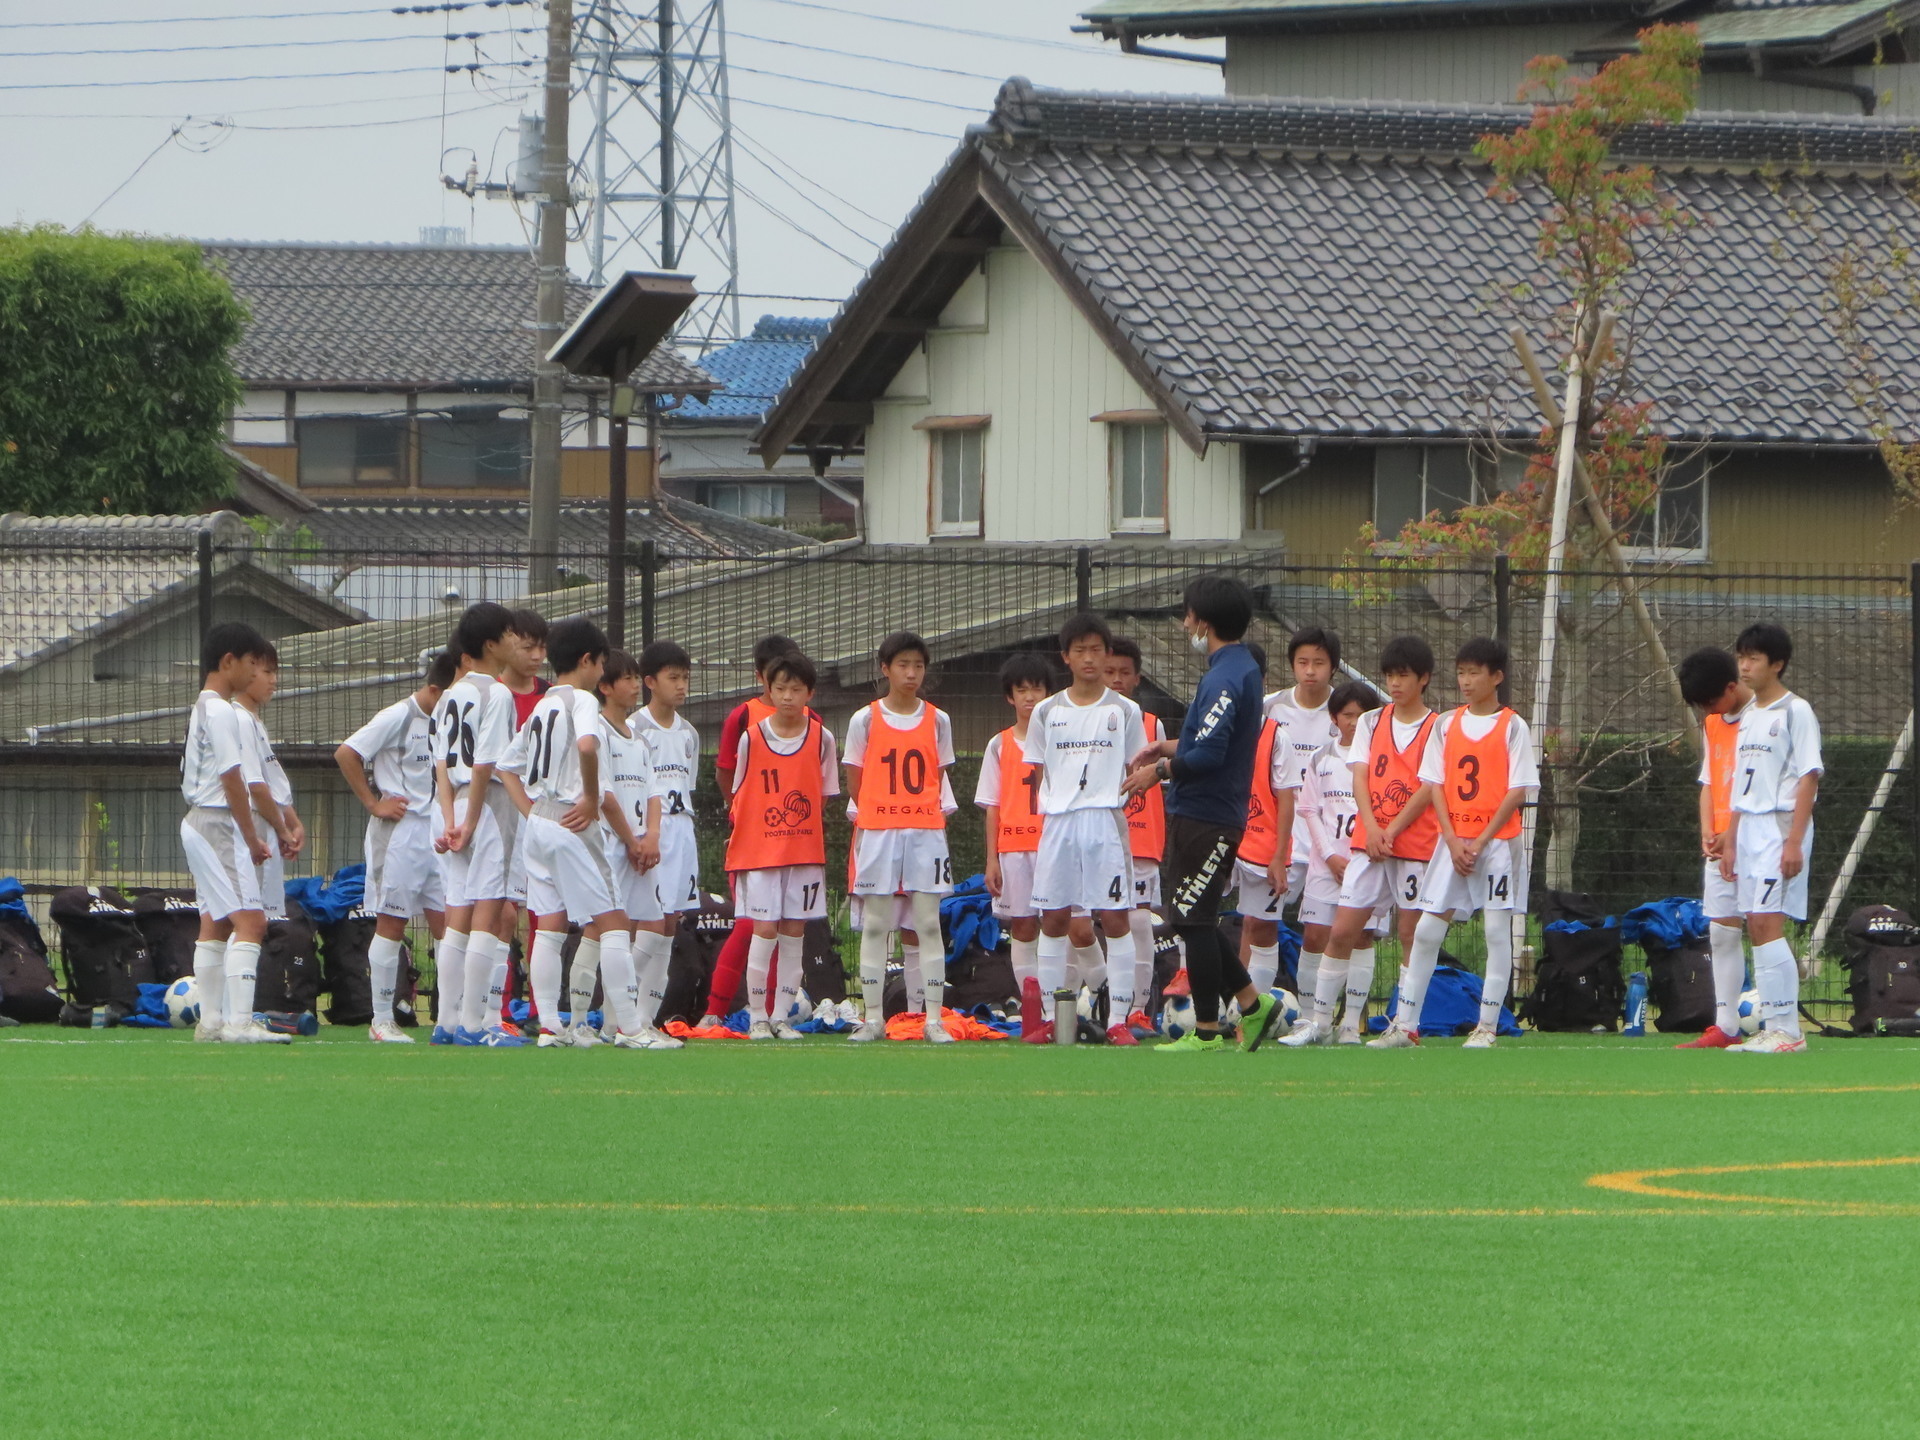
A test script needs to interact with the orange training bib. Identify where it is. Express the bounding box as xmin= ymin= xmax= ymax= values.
xmin=1357 ymin=710 xmax=1439 ymax=861
xmin=1704 ymin=710 xmax=1740 ymax=835
xmin=854 ymin=701 xmax=945 ymax=830
xmin=993 ymin=726 xmax=1042 ymax=855
xmin=1239 ymin=717 xmax=1288 ymax=868
xmin=1441 ymin=707 xmax=1521 ymax=840
xmin=726 ymin=717 xmax=826 ymax=871
xmin=1125 ymin=711 xmax=1167 ymax=861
